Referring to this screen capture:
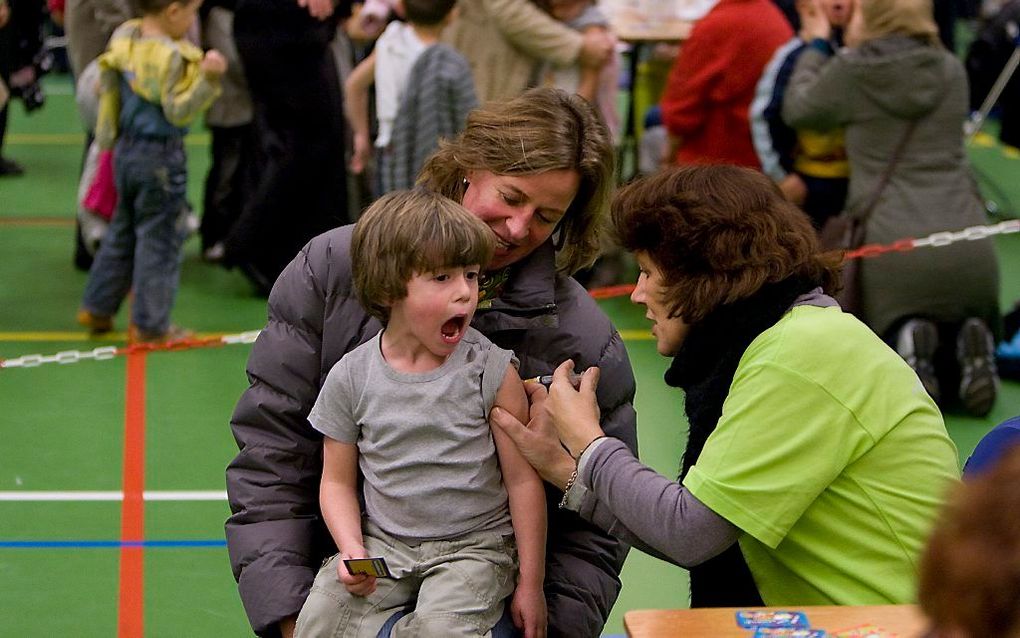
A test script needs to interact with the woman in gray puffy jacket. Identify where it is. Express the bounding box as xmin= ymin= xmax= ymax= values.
xmin=225 ymin=87 xmax=637 ymax=638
